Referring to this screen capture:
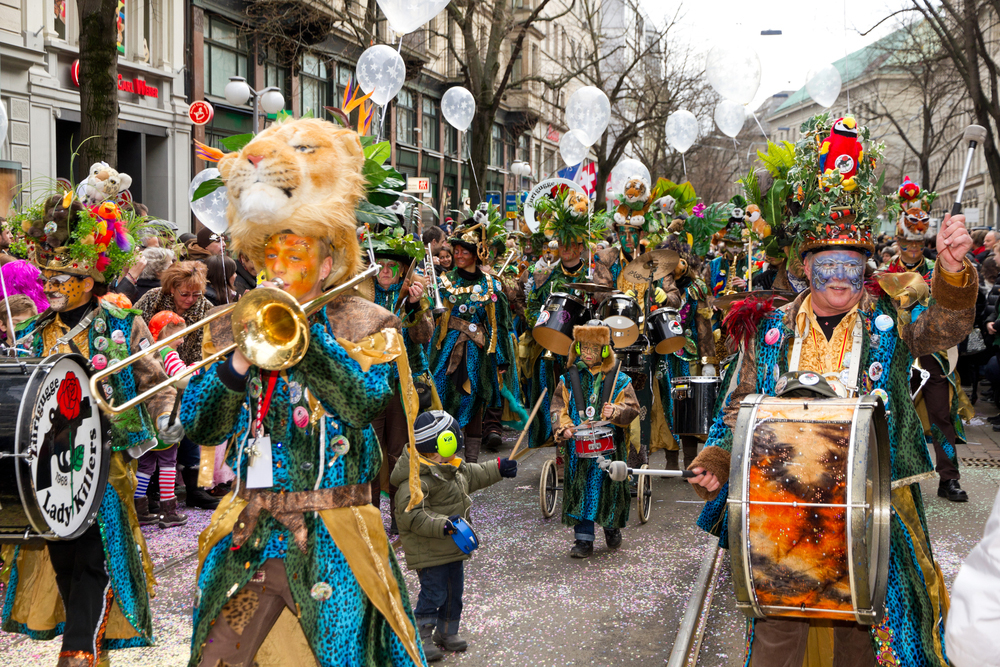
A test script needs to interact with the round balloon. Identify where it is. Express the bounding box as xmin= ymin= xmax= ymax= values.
xmin=441 ymin=87 xmax=476 ymax=132
xmin=705 ymin=45 xmax=761 ymax=105
xmin=610 ymin=158 xmax=650 ymax=195
xmin=189 ymin=168 xmax=228 ymax=234
xmin=565 ymin=86 xmax=611 ymax=146
xmin=376 ymin=0 xmax=450 ymax=36
xmin=665 ymin=110 xmax=698 ymax=153
xmin=806 ymin=64 xmax=843 ymax=109
xmin=559 ymin=130 xmax=591 ymax=167
xmin=356 ymin=45 xmax=406 ymax=107
xmin=714 ymin=100 xmax=746 ymax=138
